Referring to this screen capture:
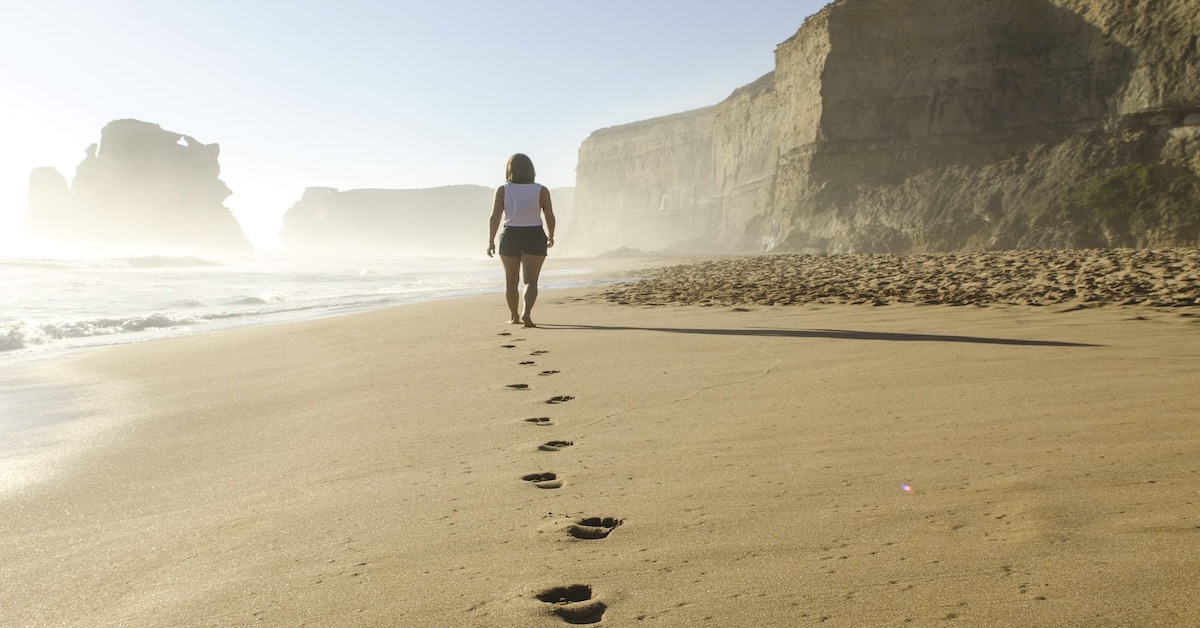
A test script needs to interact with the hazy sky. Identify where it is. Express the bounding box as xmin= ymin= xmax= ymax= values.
xmin=0 ymin=0 xmax=827 ymax=250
